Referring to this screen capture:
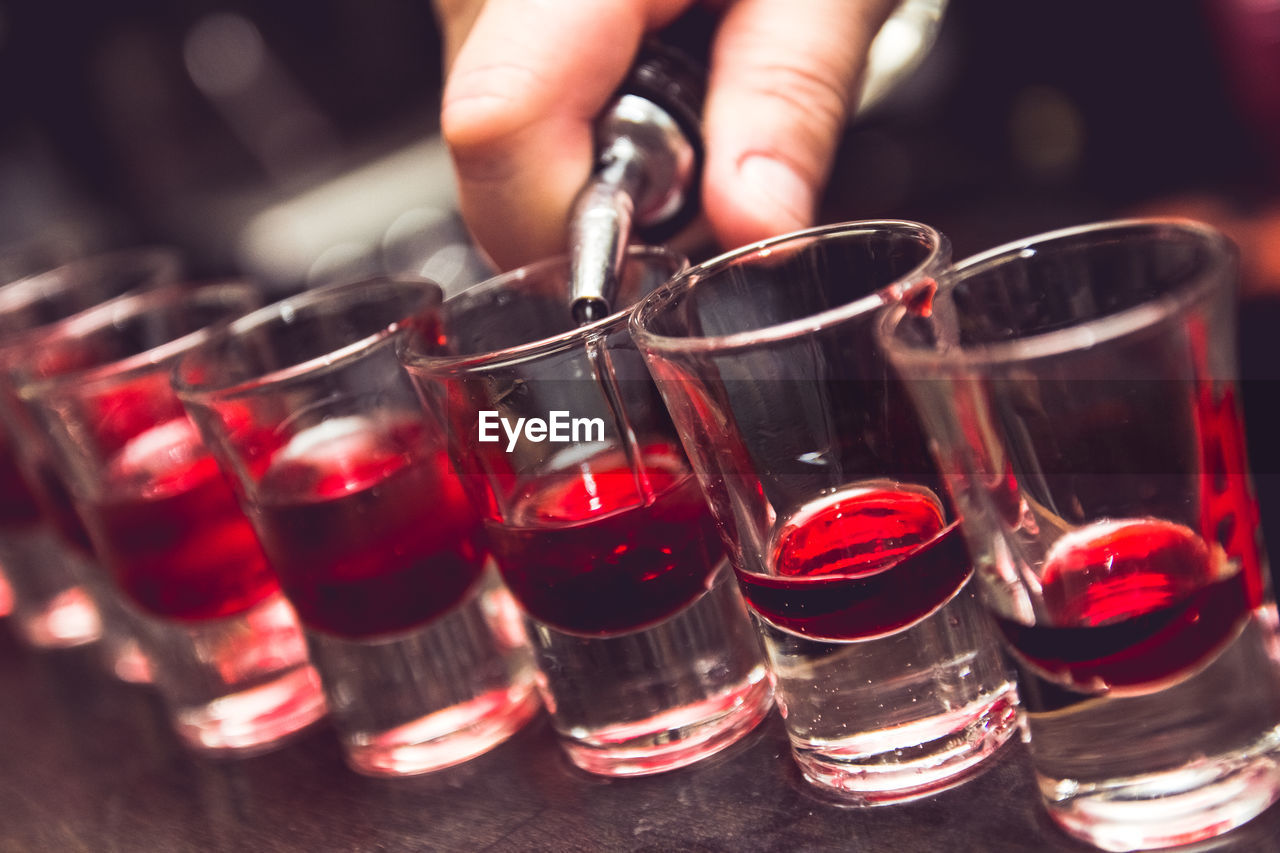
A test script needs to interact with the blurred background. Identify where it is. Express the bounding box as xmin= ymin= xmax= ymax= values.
xmin=0 ymin=0 xmax=1278 ymax=511
xmin=0 ymin=0 xmax=476 ymax=290
xmin=1 ymin=0 xmax=1277 ymax=287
